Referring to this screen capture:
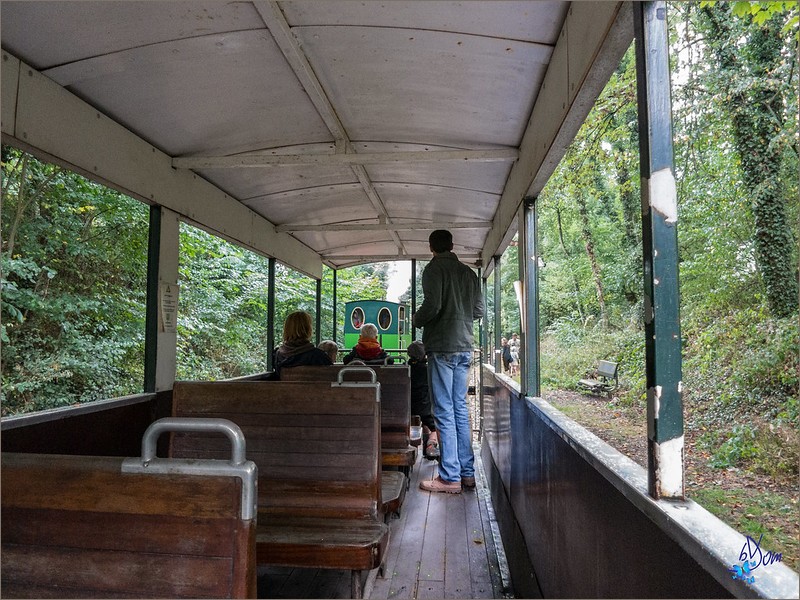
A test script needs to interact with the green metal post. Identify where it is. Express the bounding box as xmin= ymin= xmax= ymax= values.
xmin=635 ymin=0 xmax=684 ymax=499
xmin=315 ymin=278 xmax=322 ymax=345
xmin=332 ymin=269 xmax=338 ymax=345
xmin=267 ymin=257 xmax=276 ymax=372
xmin=411 ymin=259 xmax=417 ymax=340
xmin=493 ymin=256 xmax=502 ymax=373
xmin=520 ymin=197 xmax=540 ymax=397
xmin=143 ymin=205 xmax=161 ymax=393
